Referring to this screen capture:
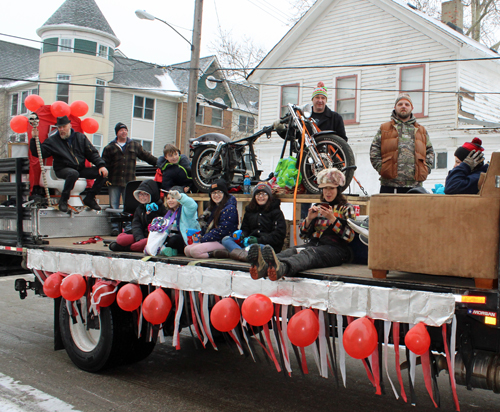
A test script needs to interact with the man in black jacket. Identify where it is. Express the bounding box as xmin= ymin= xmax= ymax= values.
xmin=310 ymin=81 xmax=347 ymax=141
xmin=30 ymin=116 xmax=108 ymax=212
